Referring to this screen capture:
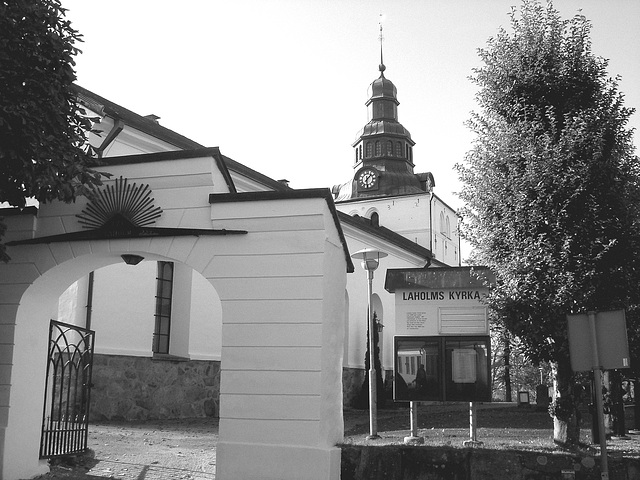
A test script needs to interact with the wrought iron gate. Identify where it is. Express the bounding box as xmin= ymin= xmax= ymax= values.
xmin=40 ymin=320 xmax=95 ymax=458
